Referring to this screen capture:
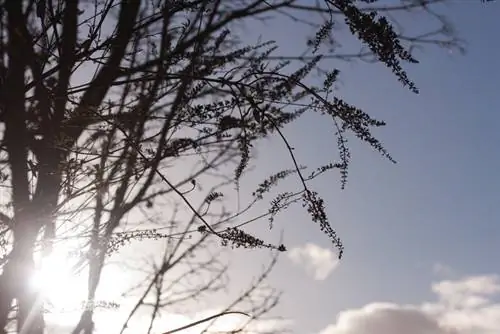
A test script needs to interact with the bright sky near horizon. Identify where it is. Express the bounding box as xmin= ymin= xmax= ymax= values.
xmin=240 ymin=1 xmax=500 ymax=333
